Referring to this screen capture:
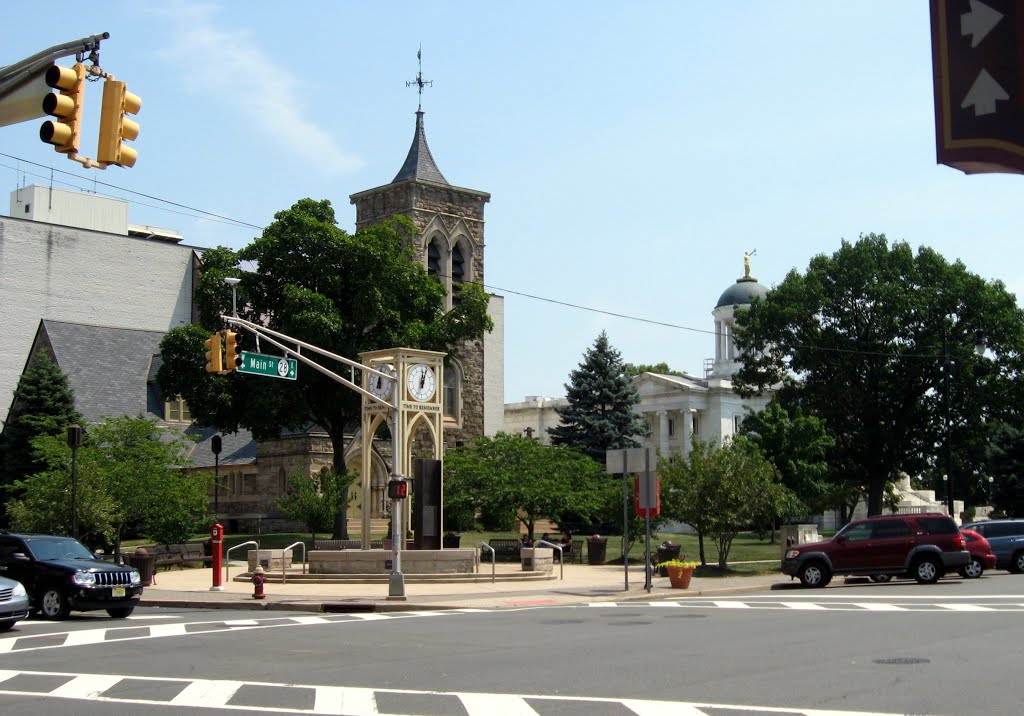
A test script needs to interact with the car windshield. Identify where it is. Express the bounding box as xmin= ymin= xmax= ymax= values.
xmin=26 ymin=537 xmax=95 ymax=561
